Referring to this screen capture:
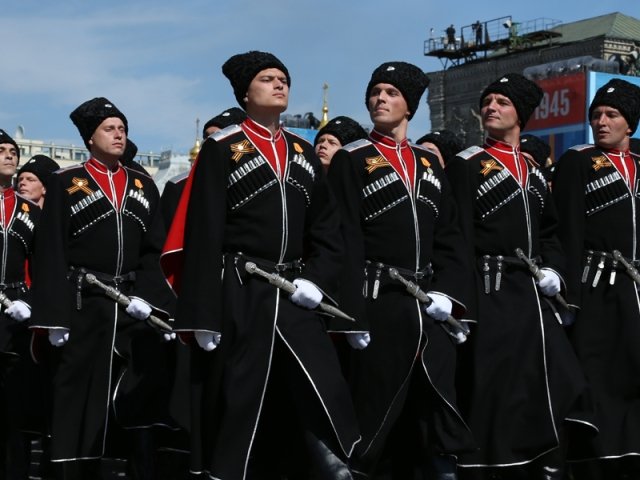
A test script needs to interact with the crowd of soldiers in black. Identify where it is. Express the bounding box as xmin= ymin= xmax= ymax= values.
xmin=1 ymin=49 xmax=640 ymax=480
